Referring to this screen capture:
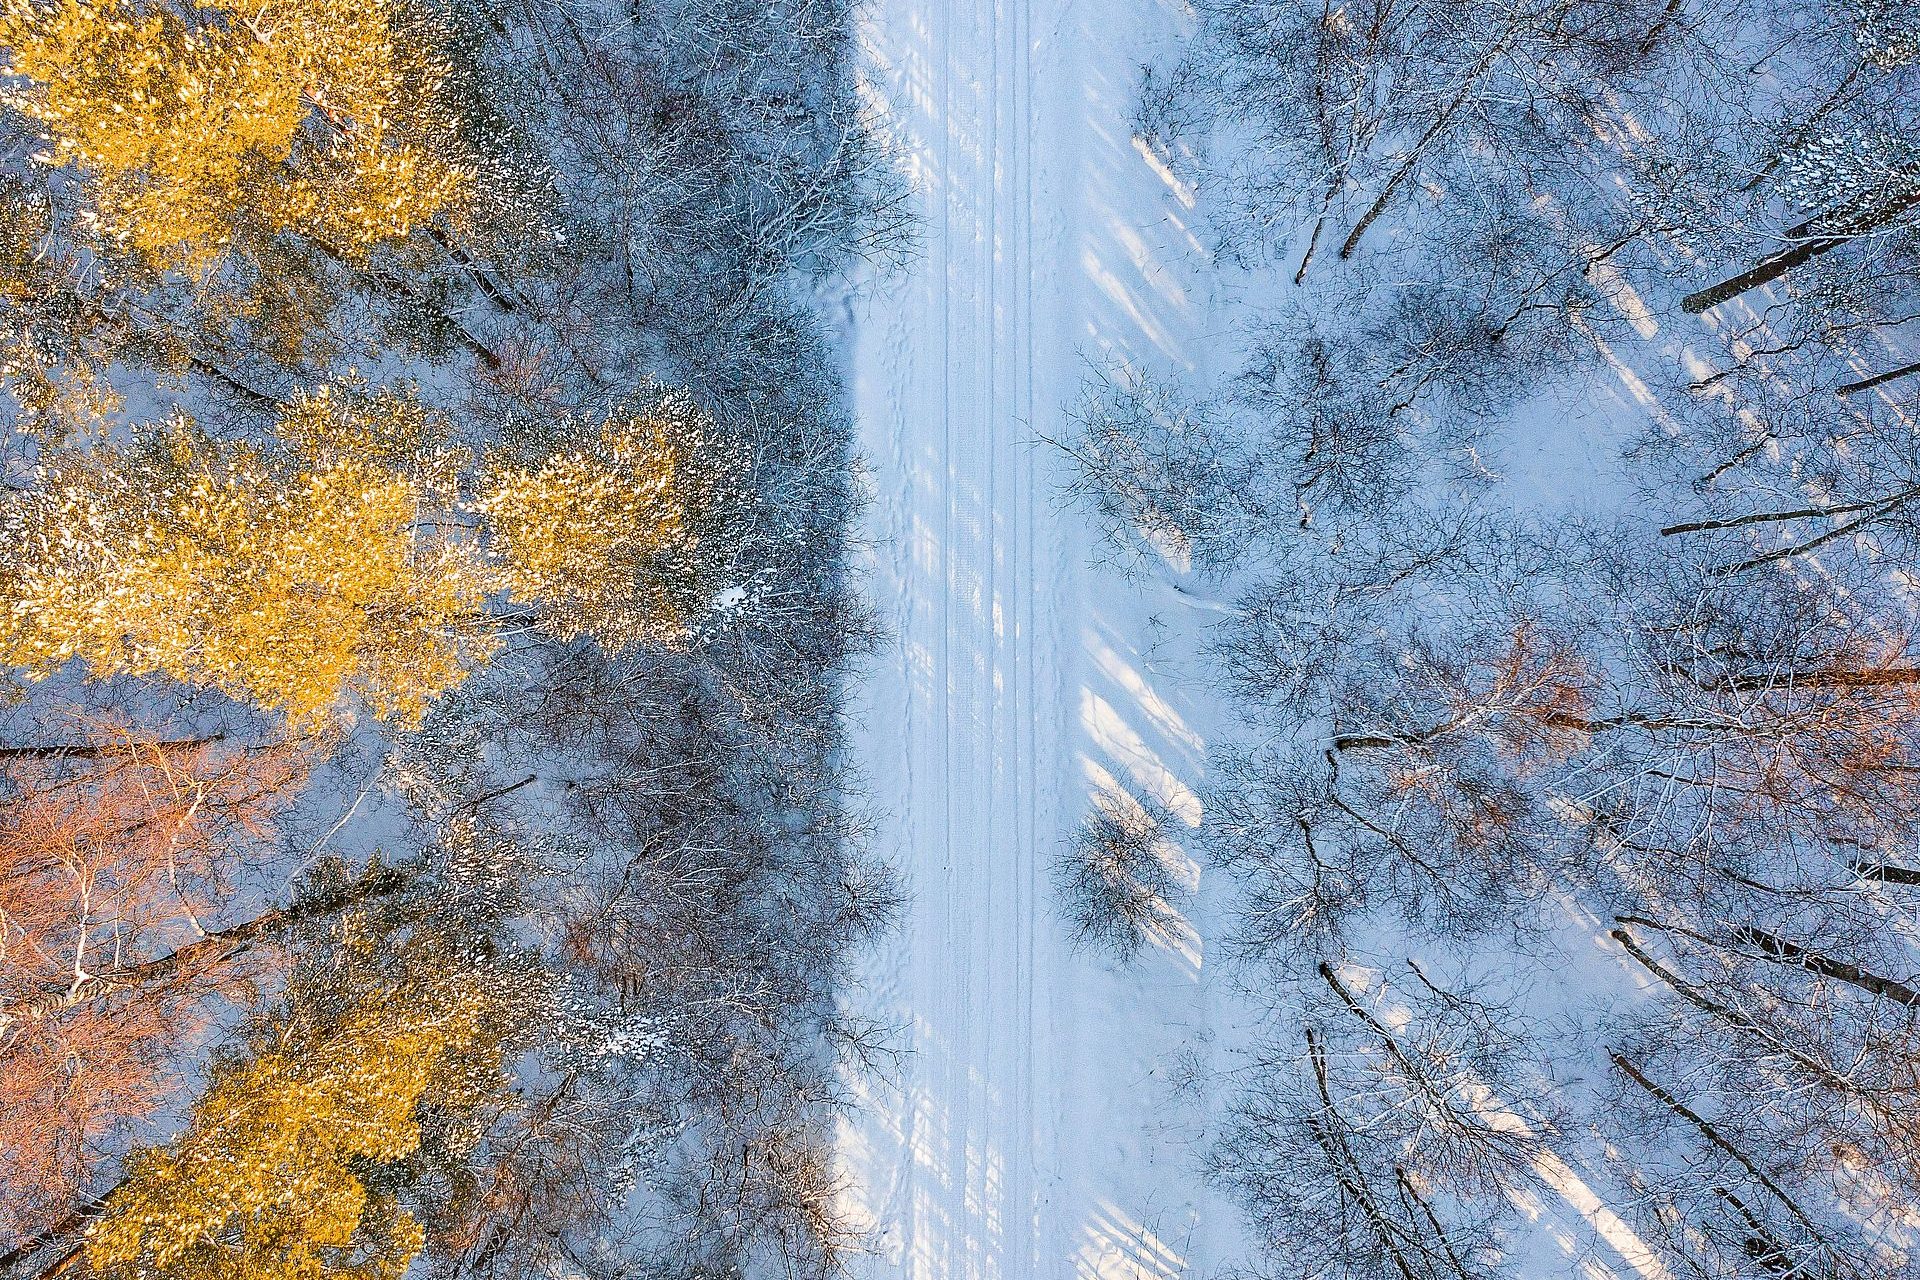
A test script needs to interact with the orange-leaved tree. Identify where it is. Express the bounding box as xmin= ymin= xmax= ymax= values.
xmin=0 ymin=724 xmax=312 ymax=1247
